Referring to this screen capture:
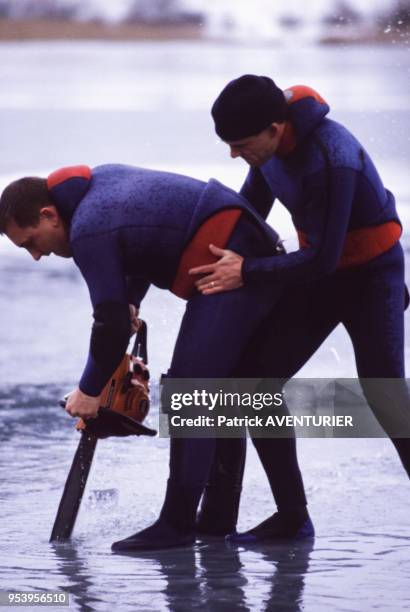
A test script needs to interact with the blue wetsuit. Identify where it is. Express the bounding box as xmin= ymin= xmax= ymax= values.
xmin=227 ymin=87 xmax=410 ymax=515
xmin=241 ymin=88 xmax=401 ymax=283
xmin=48 ymin=163 xmax=283 ymax=534
xmin=49 ymin=164 xmax=281 ymax=394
